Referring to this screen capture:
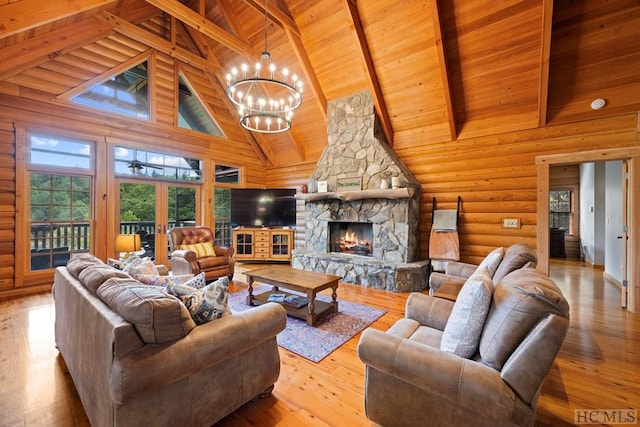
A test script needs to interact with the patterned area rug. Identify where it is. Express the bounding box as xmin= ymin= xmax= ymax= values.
xmin=228 ymin=284 xmax=386 ymax=363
